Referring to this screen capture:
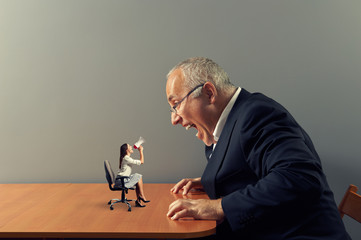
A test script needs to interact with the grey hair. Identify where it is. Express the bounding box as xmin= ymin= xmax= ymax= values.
xmin=167 ymin=57 xmax=235 ymax=97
